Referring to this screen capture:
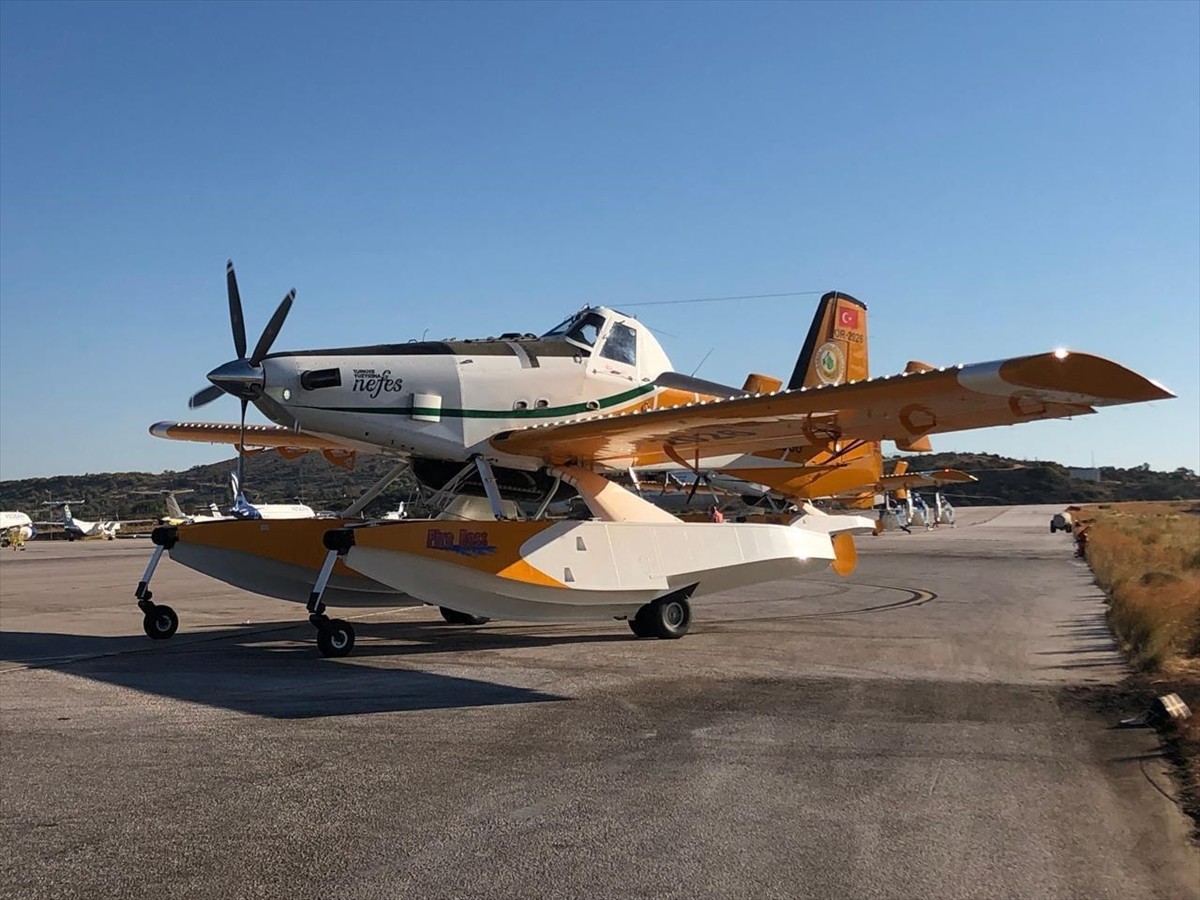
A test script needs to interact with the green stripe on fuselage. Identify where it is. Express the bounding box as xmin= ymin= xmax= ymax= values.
xmin=293 ymin=383 xmax=656 ymax=418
